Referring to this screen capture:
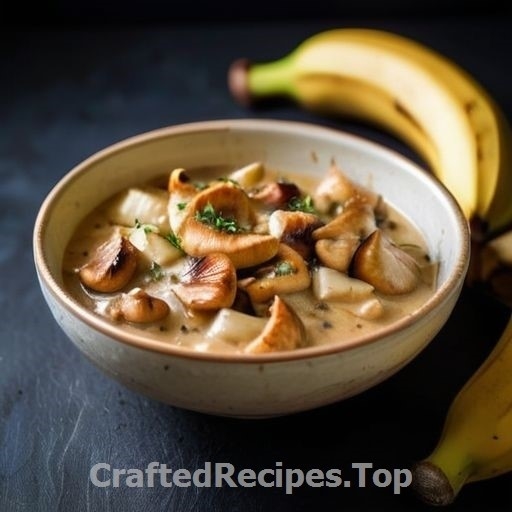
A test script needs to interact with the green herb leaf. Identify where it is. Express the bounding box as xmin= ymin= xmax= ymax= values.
xmin=149 ymin=261 xmax=164 ymax=281
xmin=165 ymin=232 xmax=184 ymax=252
xmin=195 ymin=202 xmax=243 ymax=233
xmin=217 ymin=177 xmax=240 ymax=186
xmin=134 ymin=218 xmax=159 ymax=234
xmin=177 ymin=202 xmax=188 ymax=211
xmin=288 ymin=195 xmax=316 ymax=213
xmin=274 ymin=260 xmax=296 ymax=276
